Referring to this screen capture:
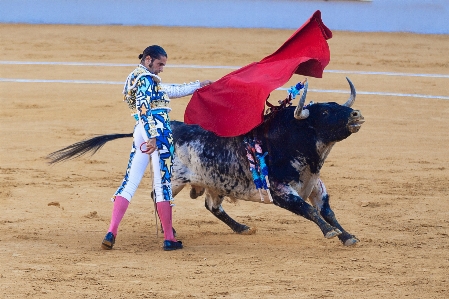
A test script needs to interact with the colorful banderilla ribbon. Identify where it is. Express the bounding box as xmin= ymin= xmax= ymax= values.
xmin=244 ymin=137 xmax=273 ymax=202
